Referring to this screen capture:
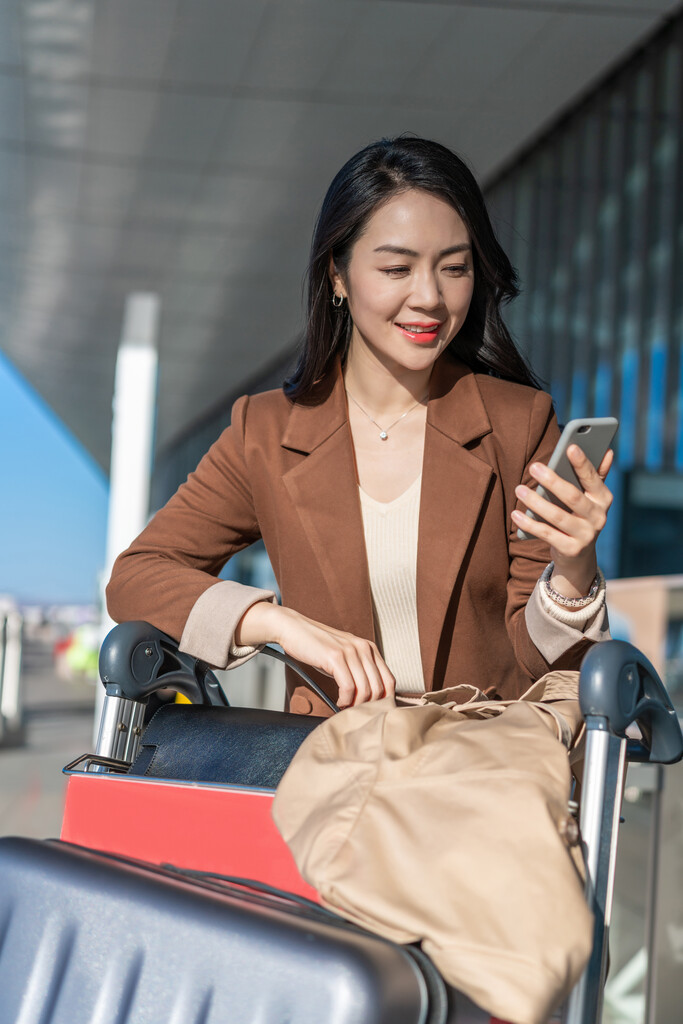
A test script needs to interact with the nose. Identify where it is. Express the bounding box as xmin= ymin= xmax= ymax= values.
xmin=409 ymin=267 xmax=444 ymax=312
